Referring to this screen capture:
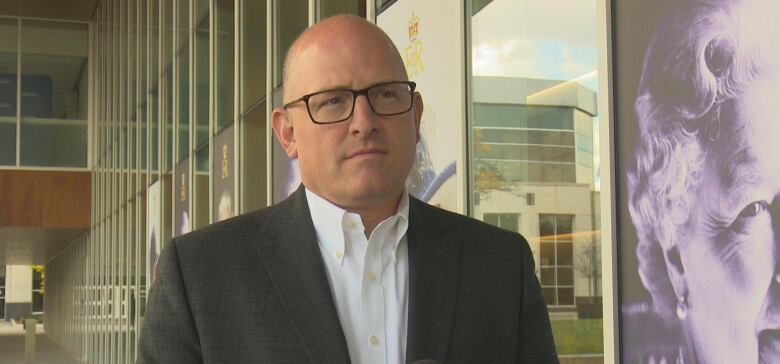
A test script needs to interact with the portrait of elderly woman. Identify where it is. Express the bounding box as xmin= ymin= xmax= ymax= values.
xmin=623 ymin=0 xmax=780 ymax=363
